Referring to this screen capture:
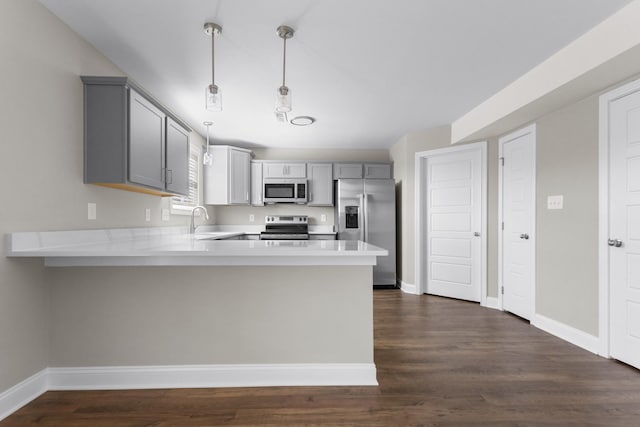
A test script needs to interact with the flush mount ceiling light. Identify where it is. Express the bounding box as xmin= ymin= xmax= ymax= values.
xmin=290 ymin=116 xmax=315 ymax=126
xmin=275 ymin=25 xmax=294 ymax=113
xmin=203 ymin=121 xmax=213 ymax=165
xmin=204 ymin=22 xmax=222 ymax=112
